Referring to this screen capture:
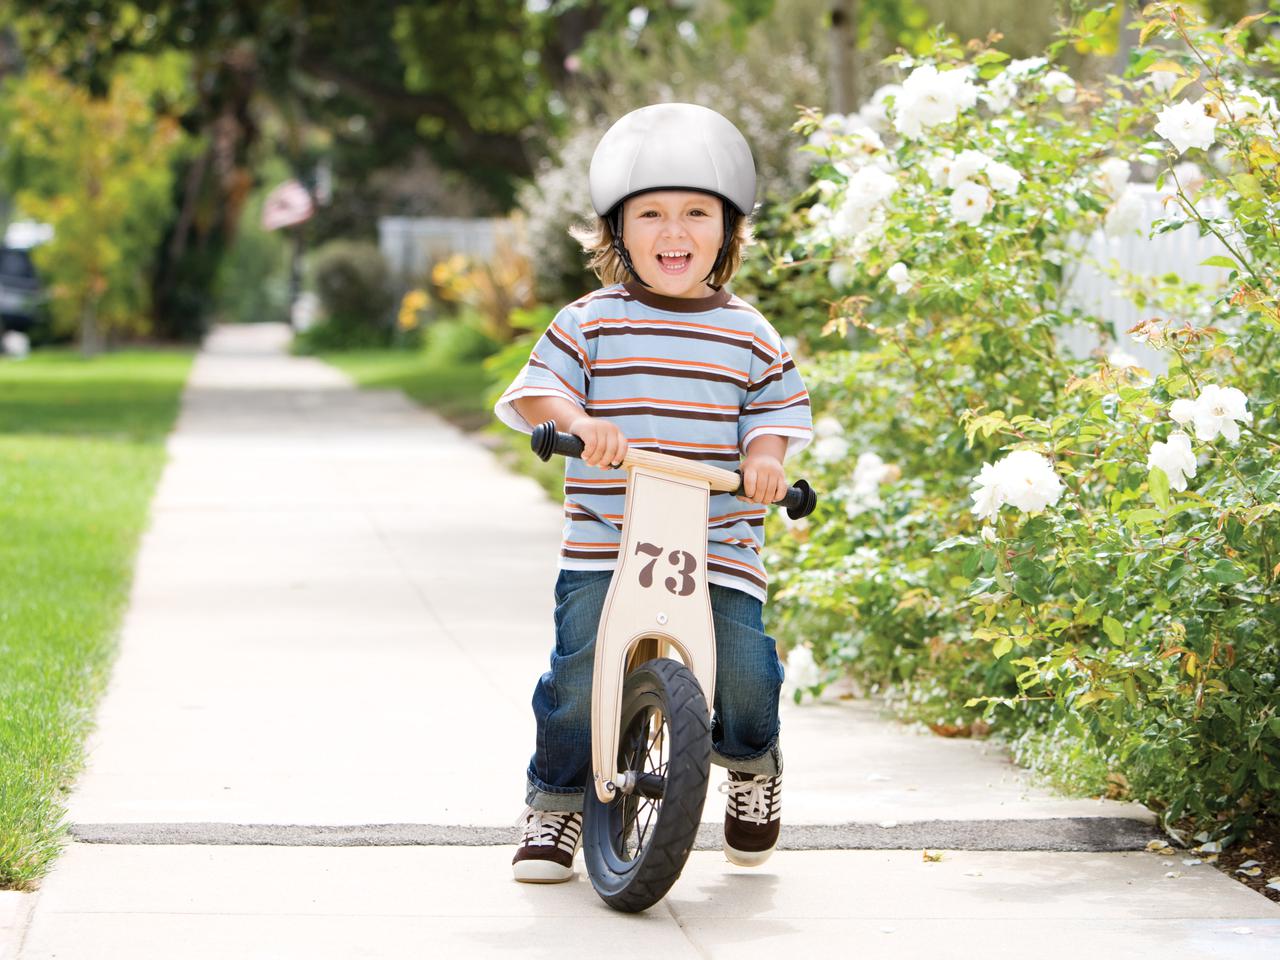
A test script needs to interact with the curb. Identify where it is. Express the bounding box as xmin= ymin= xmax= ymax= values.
xmin=71 ymin=818 xmax=1161 ymax=853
